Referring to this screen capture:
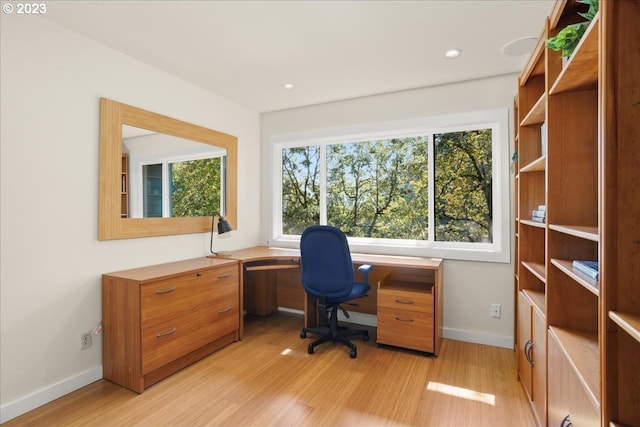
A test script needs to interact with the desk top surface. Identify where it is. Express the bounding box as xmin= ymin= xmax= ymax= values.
xmin=104 ymin=256 xmax=238 ymax=281
xmin=219 ymin=246 xmax=442 ymax=269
